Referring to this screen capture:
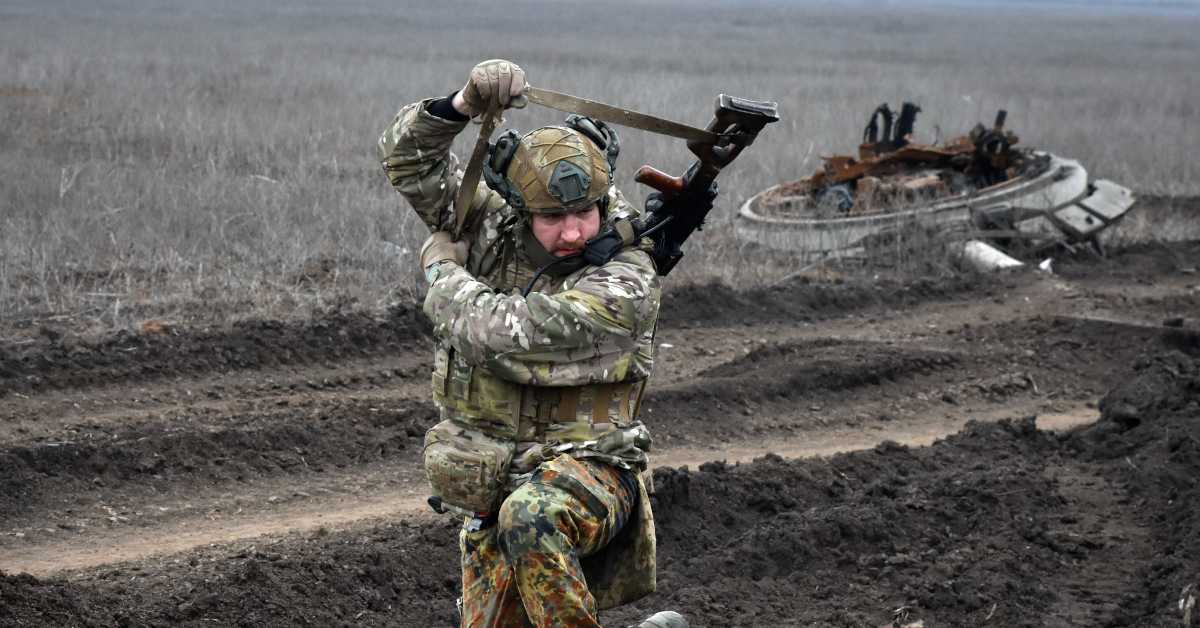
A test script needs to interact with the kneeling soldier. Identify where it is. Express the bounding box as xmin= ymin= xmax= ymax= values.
xmin=378 ymin=59 xmax=689 ymax=628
